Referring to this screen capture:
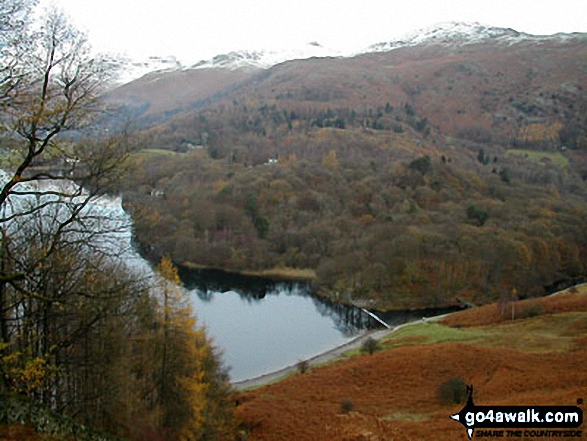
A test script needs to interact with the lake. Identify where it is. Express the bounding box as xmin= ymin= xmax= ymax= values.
xmin=178 ymin=266 xmax=459 ymax=382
